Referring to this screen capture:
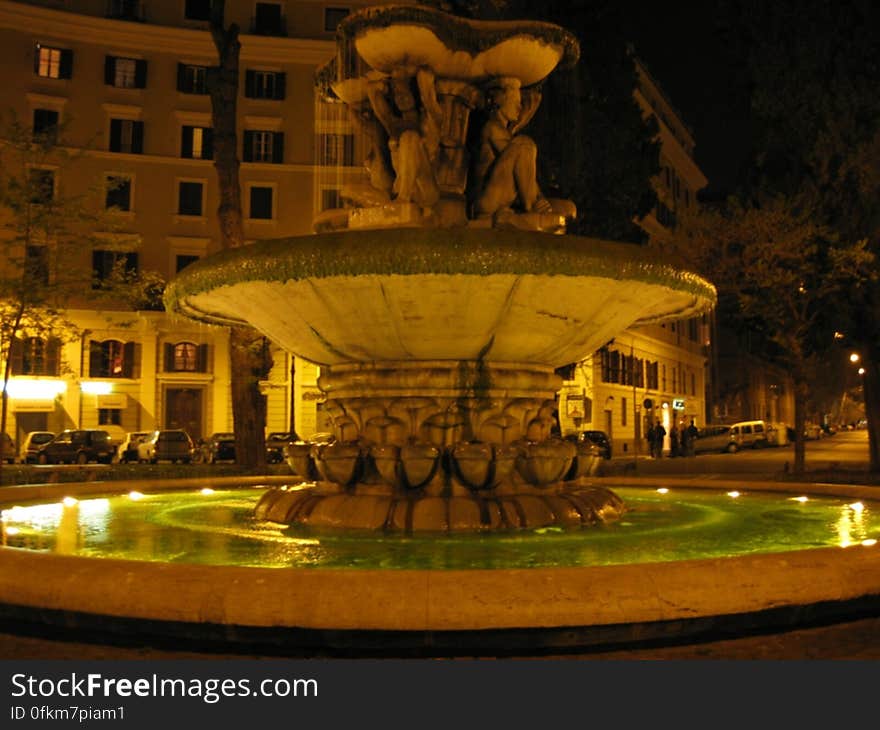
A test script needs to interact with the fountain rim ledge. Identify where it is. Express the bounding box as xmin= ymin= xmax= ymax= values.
xmin=163 ymin=228 xmax=717 ymax=323
xmin=1 ymin=476 xmax=879 ymax=635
